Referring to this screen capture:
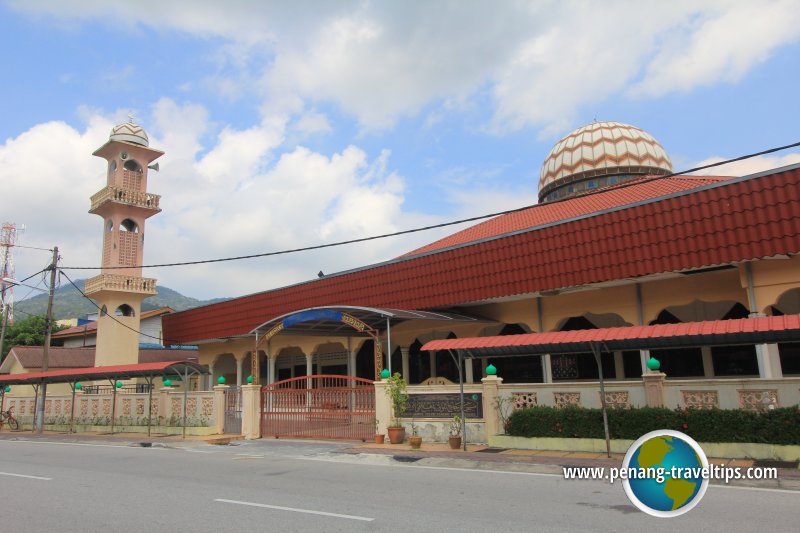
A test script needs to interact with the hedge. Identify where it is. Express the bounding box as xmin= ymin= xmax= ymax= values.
xmin=506 ymin=406 xmax=800 ymax=445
